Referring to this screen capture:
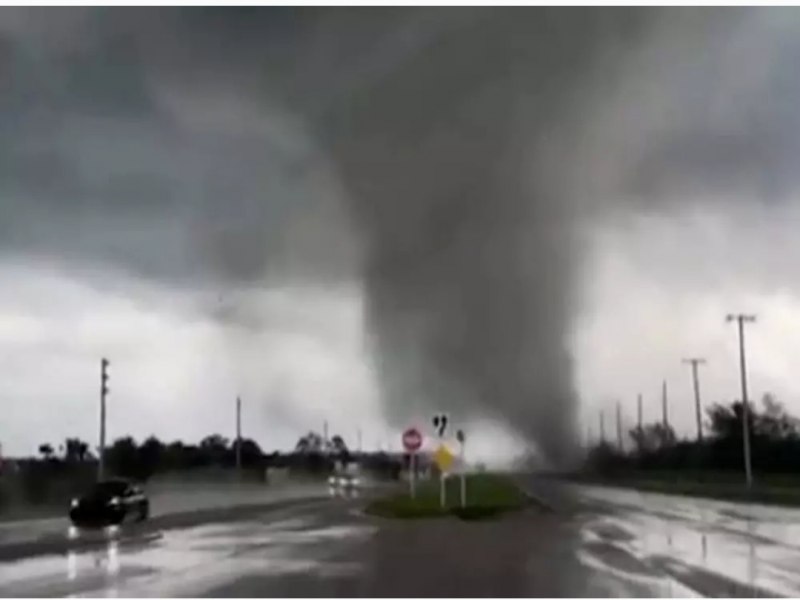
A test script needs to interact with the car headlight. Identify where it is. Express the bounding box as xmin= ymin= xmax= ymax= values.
xmin=70 ymin=498 xmax=79 ymax=508
xmin=108 ymin=496 xmax=121 ymax=506
xmin=328 ymin=476 xmax=337 ymax=486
